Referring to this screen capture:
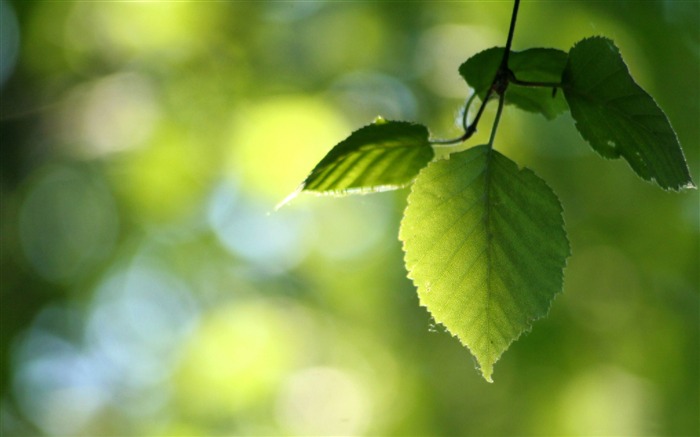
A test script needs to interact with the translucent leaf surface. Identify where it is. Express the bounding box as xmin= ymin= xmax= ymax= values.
xmin=562 ymin=37 xmax=695 ymax=190
xmin=301 ymin=119 xmax=434 ymax=195
xmin=399 ymin=145 xmax=570 ymax=381
xmin=459 ymin=47 xmax=569 ymax=119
